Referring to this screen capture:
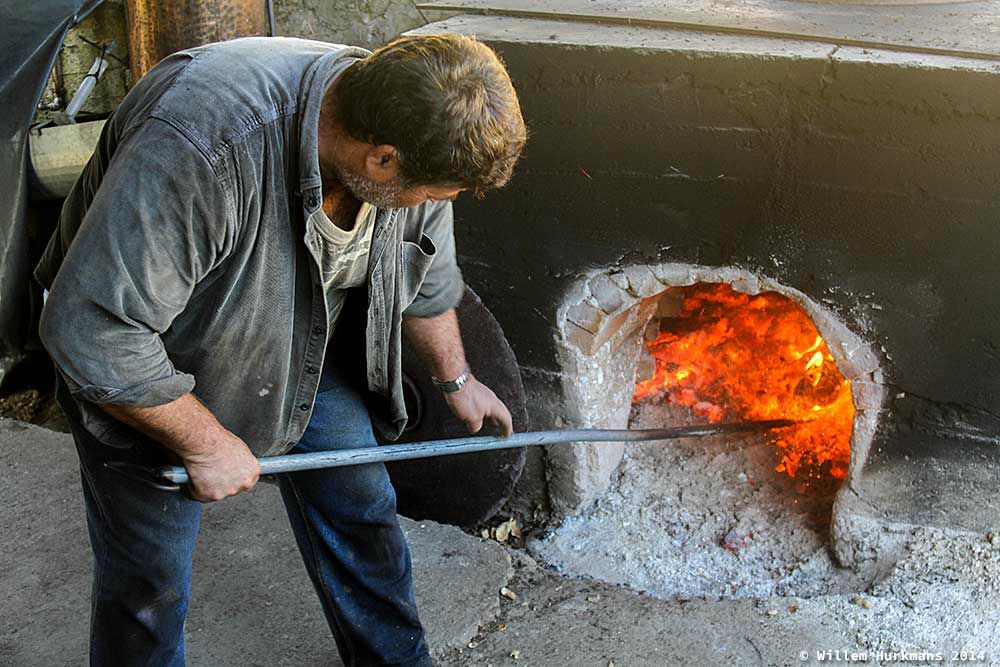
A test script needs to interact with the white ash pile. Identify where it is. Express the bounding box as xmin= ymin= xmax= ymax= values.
xmin=529 ymin=400 xmax=865 ymax=601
